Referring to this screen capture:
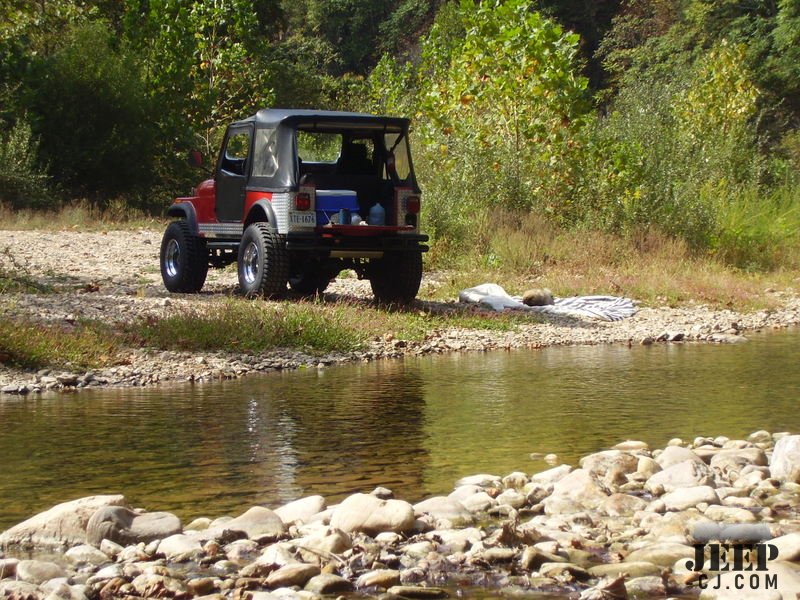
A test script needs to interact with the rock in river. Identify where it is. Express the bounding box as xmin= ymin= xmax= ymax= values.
xmin=0 ymin=495 xmax=127 ymax=549
xmin=770 ymin=435 xmax=800 ymax=483
xmin=330 ymin=493 xmax=415 ymax=535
